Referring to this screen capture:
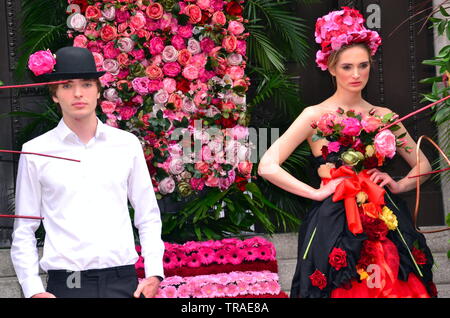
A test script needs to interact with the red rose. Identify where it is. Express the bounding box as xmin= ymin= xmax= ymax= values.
xmin=338 ymin=135 xmax=353 ymax=147
xmin=70 ymin=0 xmax=89 ymax=13
xmin=321 ymin=145 xmax=329 ymax=160
xmin=362 ymin=156 xmax=378 ymax=169
xmin=309 ymin=269 xmax=327 ymax=290
xmin=328 ymin=248 xmax=348 ymax=271
xmin=226 ymin=1 xmax=243 ymax=16
xmin=235 ymin=175 xmax=248 ymax=191
xmin=176 ymin=77 xmax=190 ymax=93
xmin=412 ymin=247 xmax=427 ymax=265
xmin=361 ymin=213 xmax=389 ymax=241
xmin=100 ymin=25 xmax=118 ymax=42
